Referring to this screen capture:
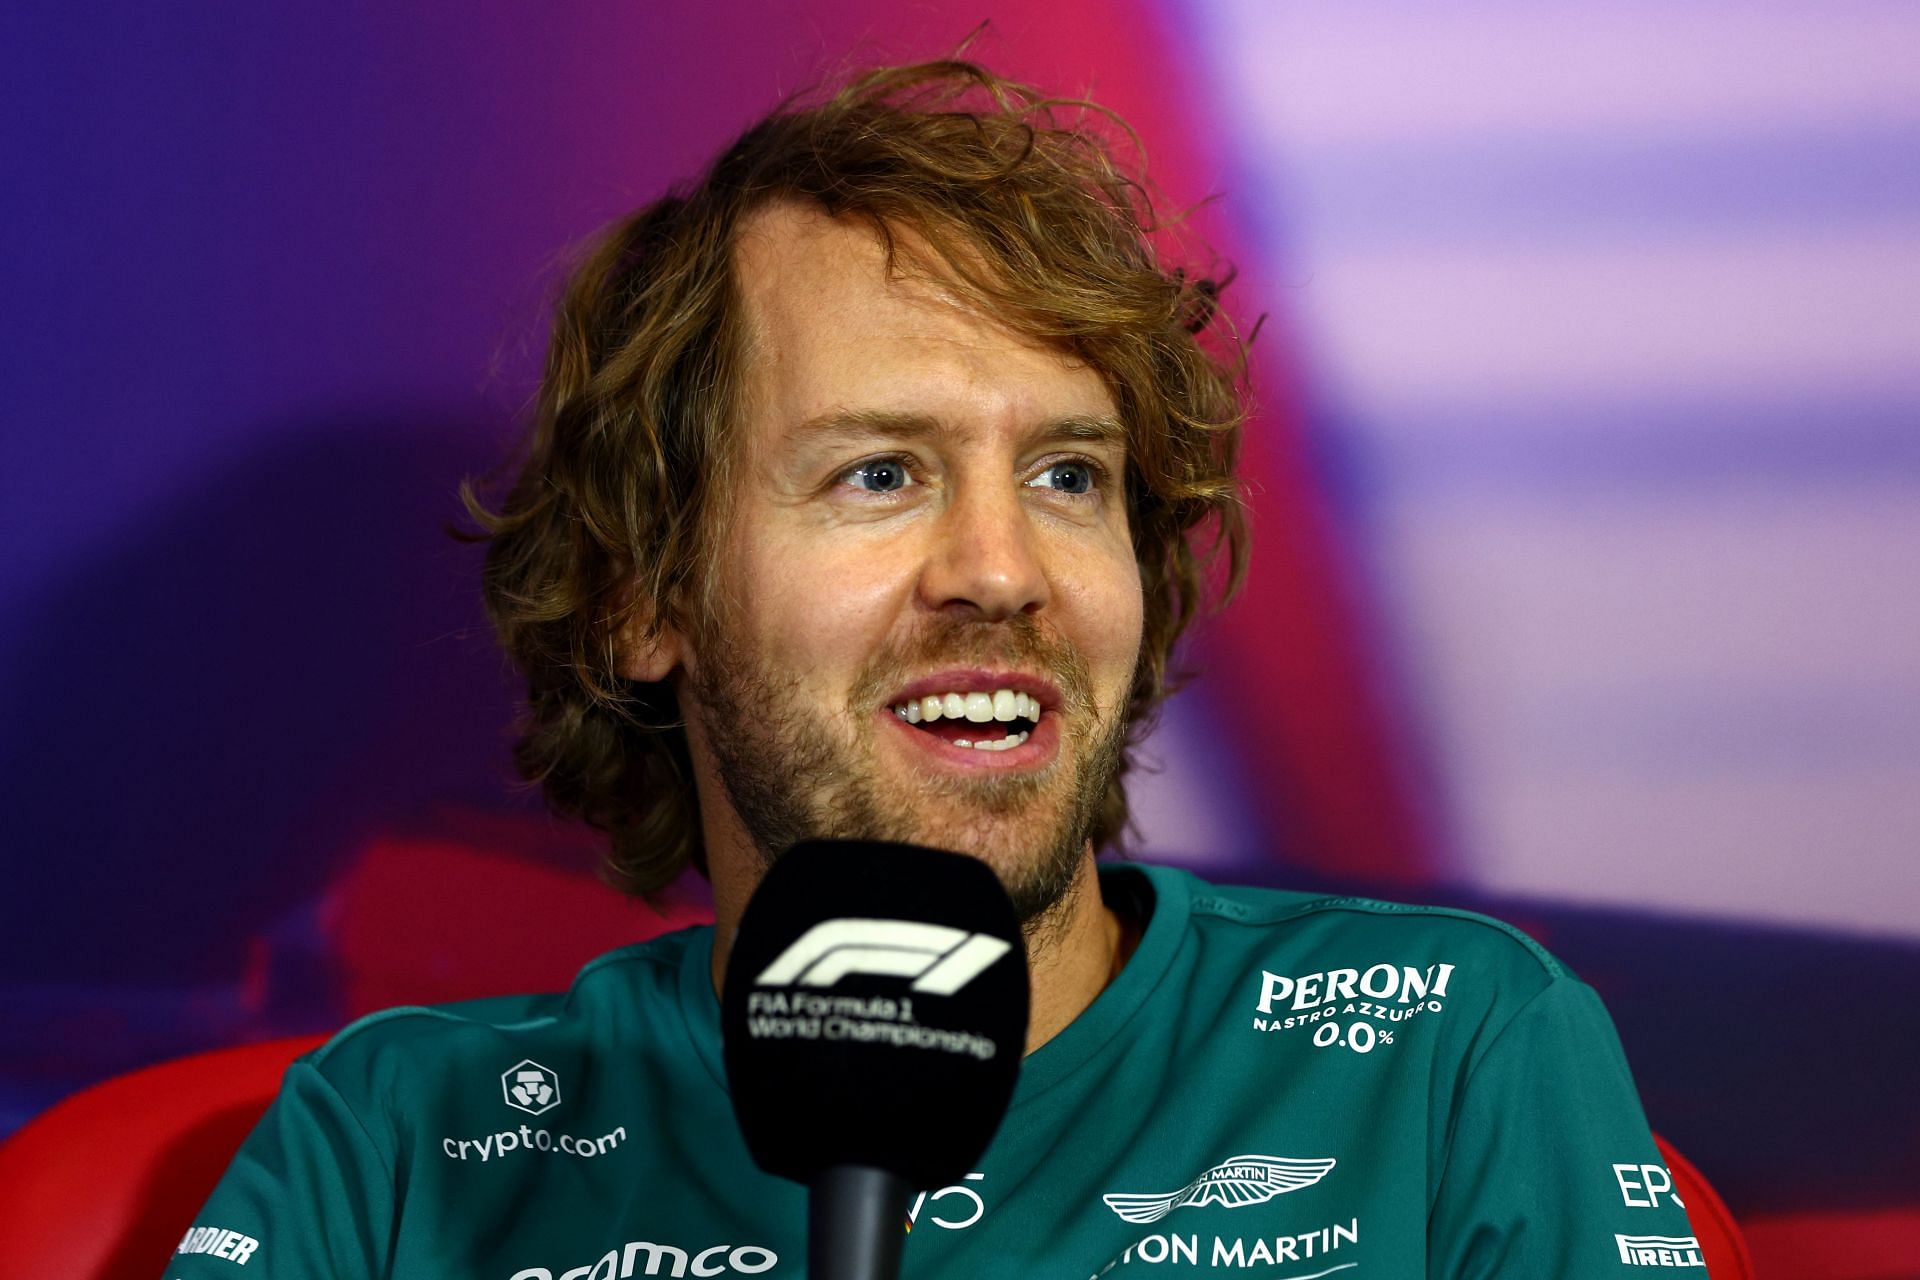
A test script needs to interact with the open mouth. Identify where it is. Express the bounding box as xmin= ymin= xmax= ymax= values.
xmin=889 ymin=688 xmax=1043 ymax=754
